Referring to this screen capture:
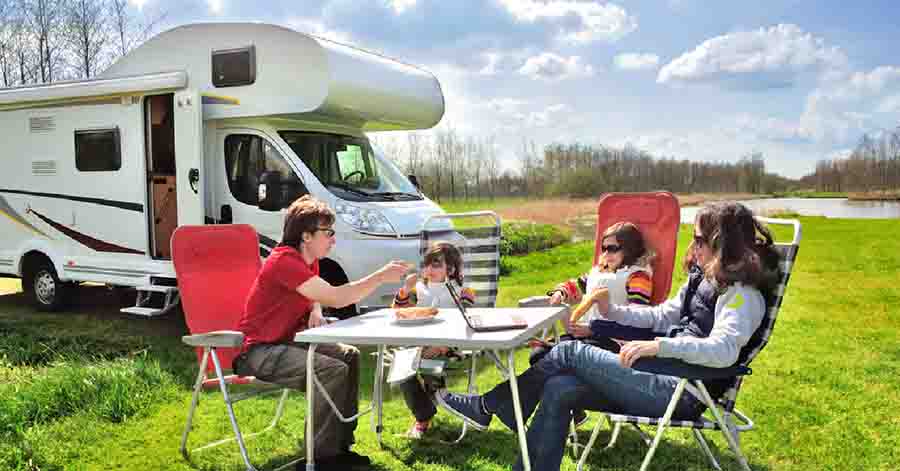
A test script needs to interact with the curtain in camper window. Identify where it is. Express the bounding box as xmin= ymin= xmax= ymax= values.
xmin=224 ymin=134 xmax=305 ymax=209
